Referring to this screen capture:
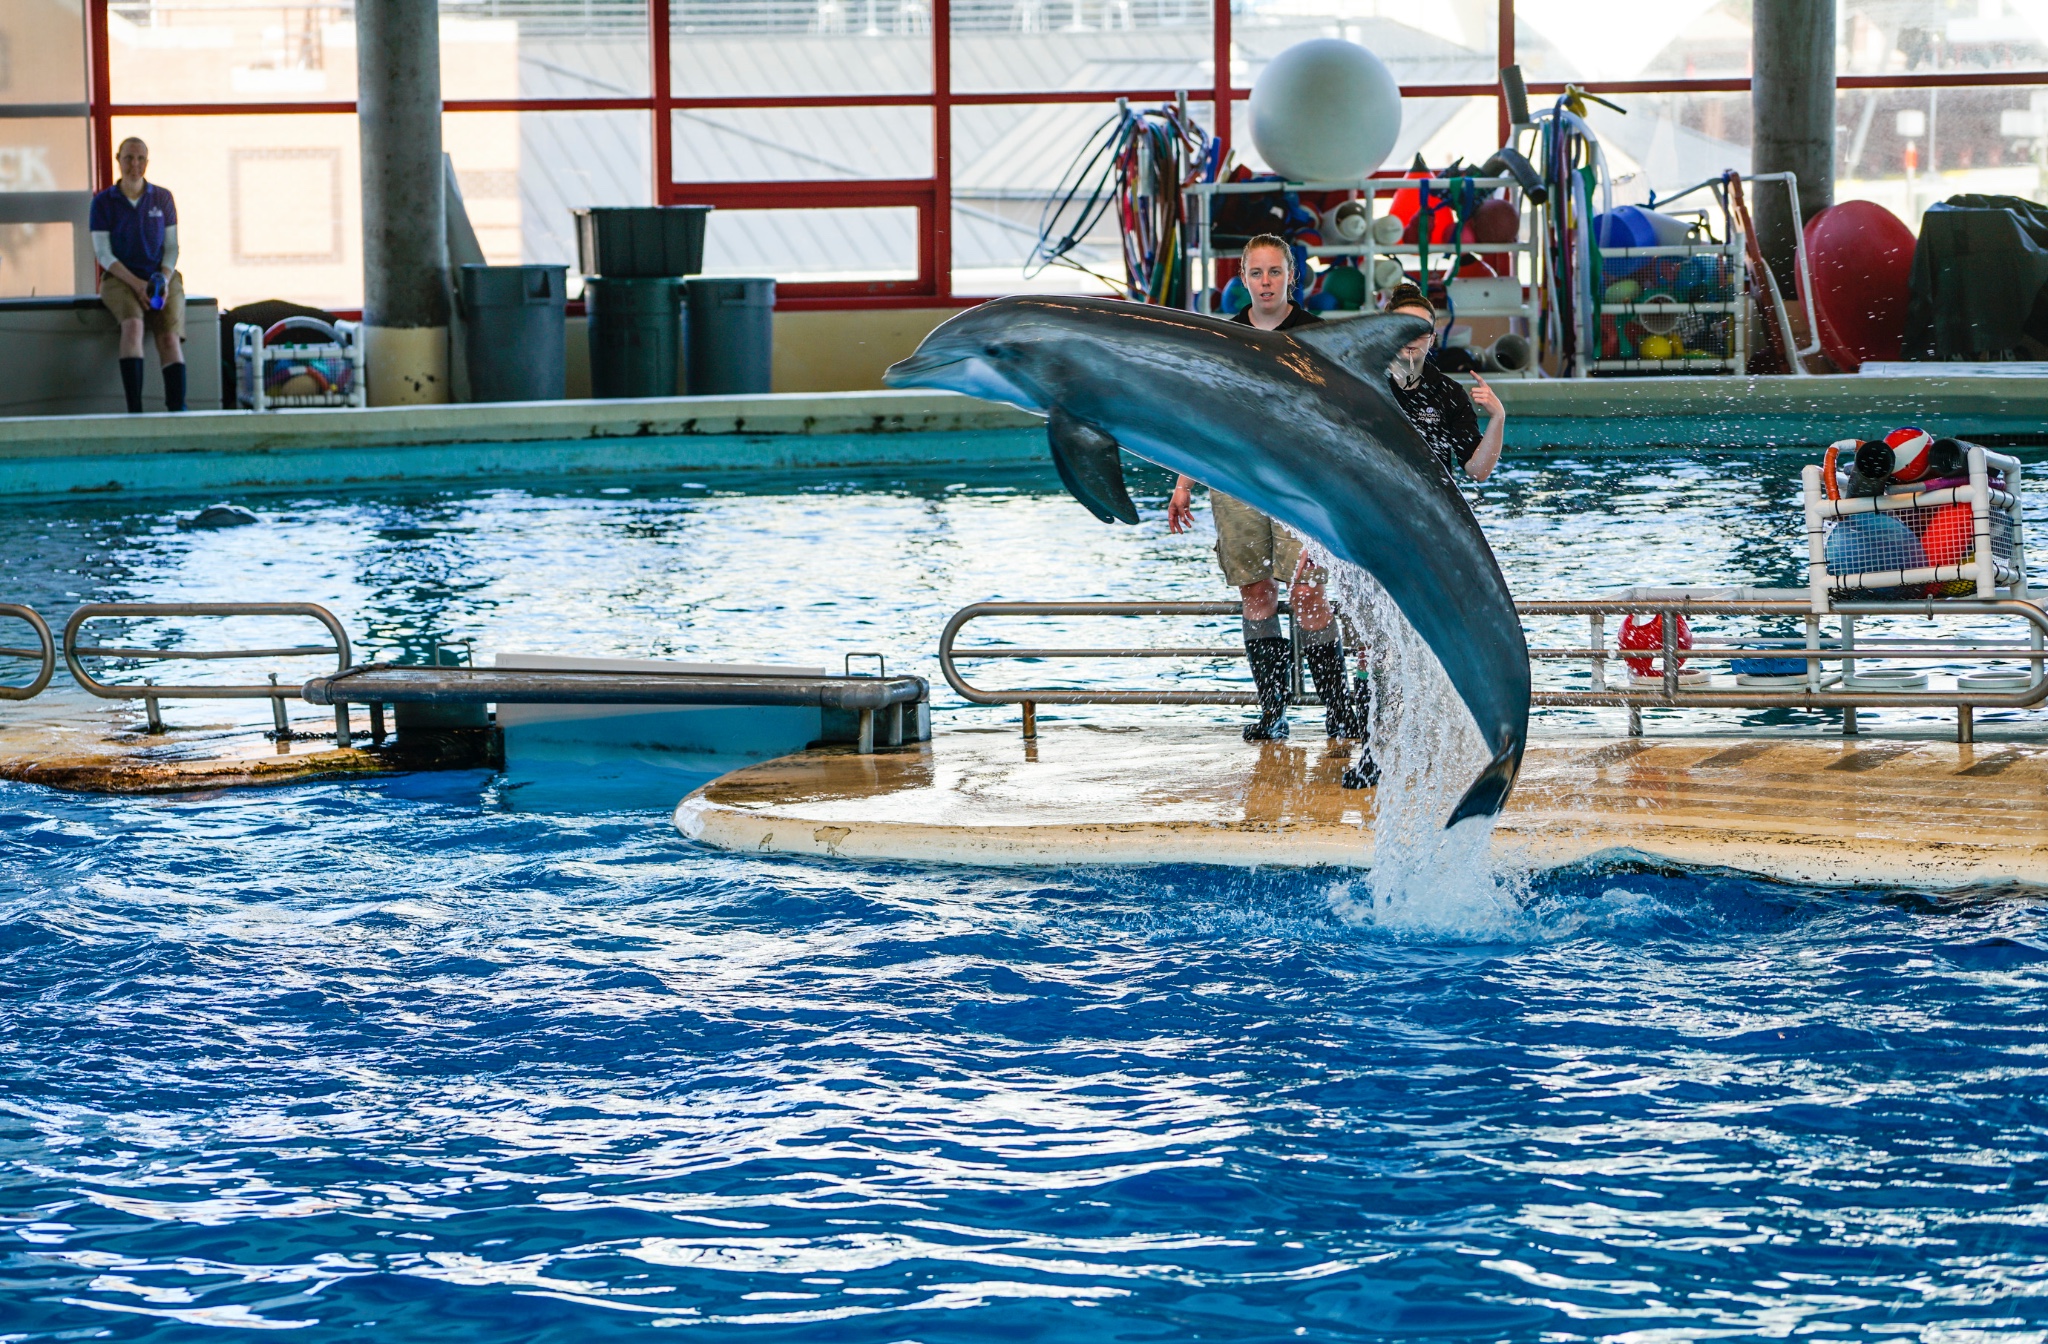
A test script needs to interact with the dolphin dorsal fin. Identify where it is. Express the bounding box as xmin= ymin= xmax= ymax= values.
xmin=1289 ymin=312 xmax=1434 ymax=384
xmin=1047 ymin=407 xmax=1139 ymax=525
